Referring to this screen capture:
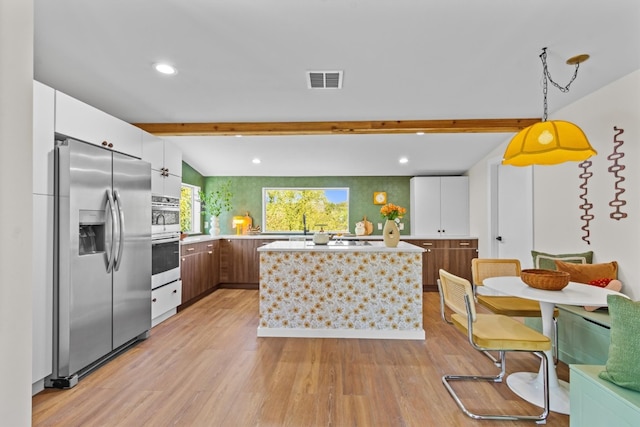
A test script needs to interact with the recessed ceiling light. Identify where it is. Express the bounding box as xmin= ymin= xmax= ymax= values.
xmin=154 ymin=63 xmax=177 ymax=75
xmin=252 ymin=158 xmax=261 ymax=164
xmin=399 ymin=157 xmax=409 ymax=164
